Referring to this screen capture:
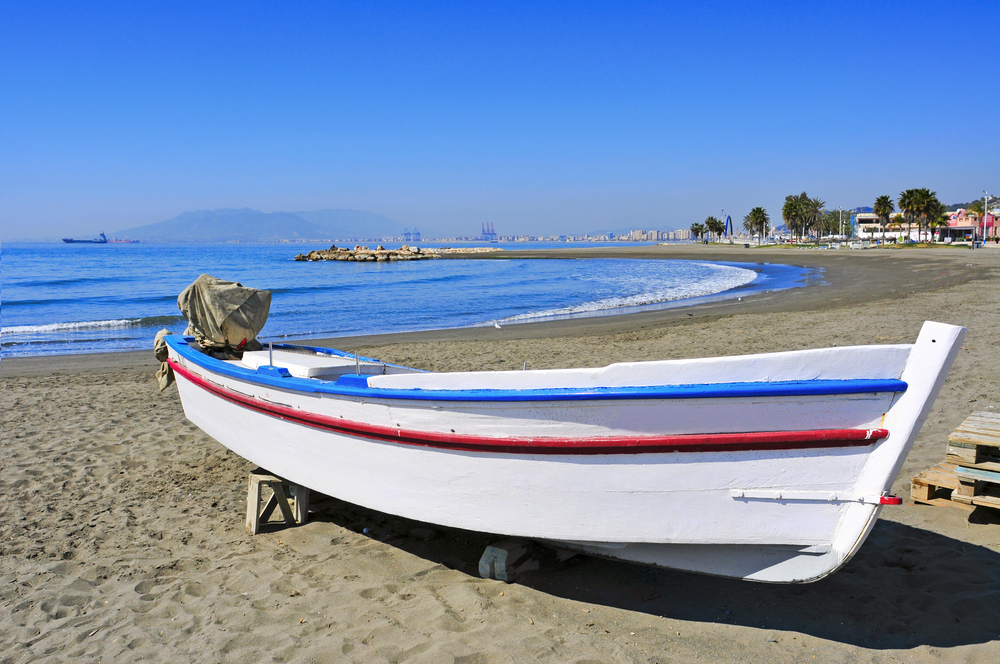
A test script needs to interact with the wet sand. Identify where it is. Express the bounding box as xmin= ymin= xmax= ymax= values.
xmin=3 ymin=244 xmax=999 ymax=662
